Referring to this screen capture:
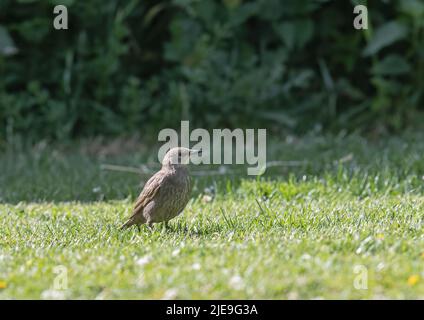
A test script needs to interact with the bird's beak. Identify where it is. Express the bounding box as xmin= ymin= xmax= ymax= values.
xmin=190 ymin=149 xmax=202 ymax=156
